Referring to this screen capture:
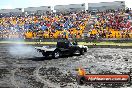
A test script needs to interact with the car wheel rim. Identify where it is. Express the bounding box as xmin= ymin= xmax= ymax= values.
xmin=55 ymin=52 xmax=59 ymax=58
